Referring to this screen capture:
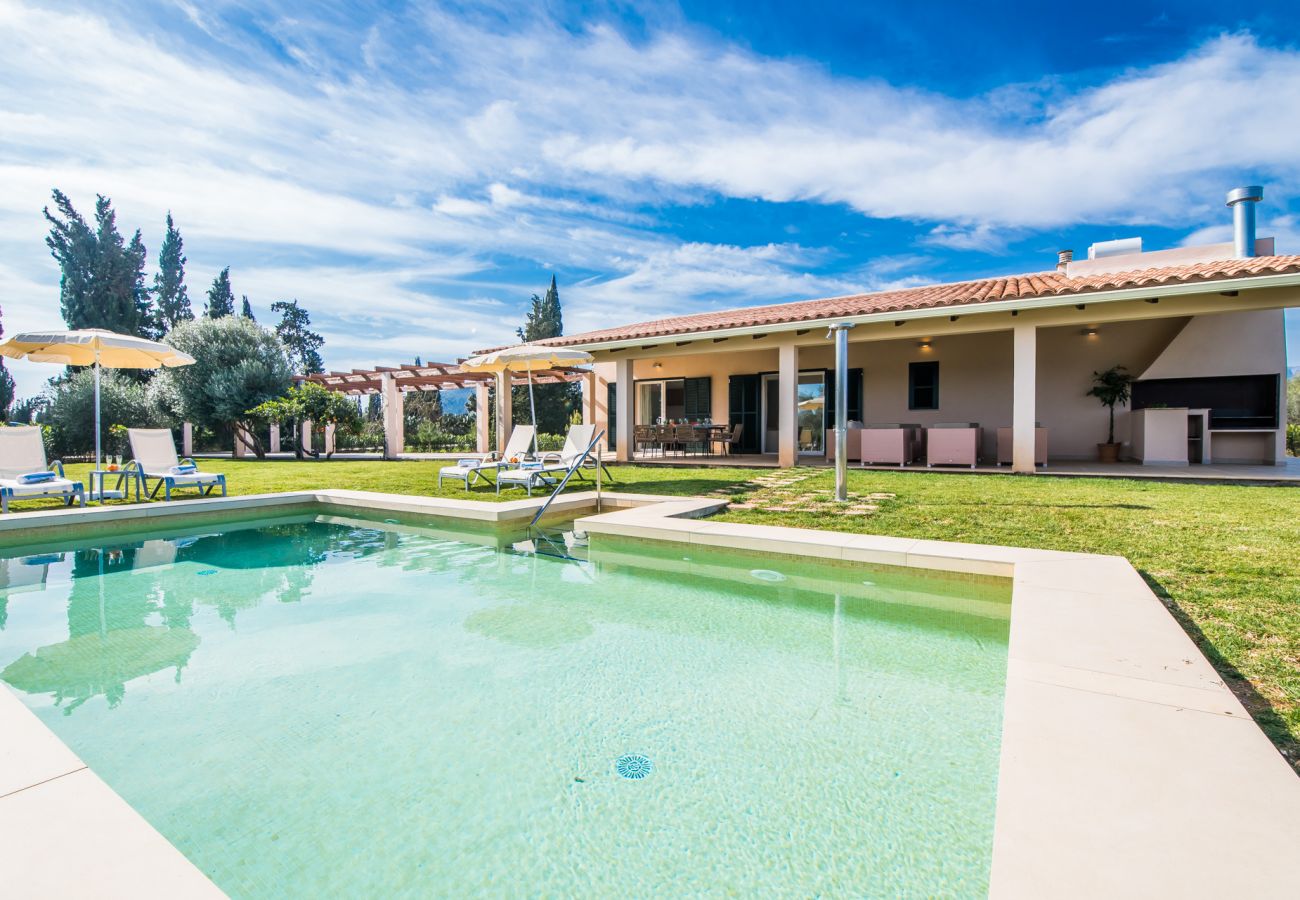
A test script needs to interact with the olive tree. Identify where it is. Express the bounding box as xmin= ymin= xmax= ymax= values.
xmin=249 ymin=382 xmax=361 ymax=460
xmin=161 ymin=316 xmax=293 ymax=457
